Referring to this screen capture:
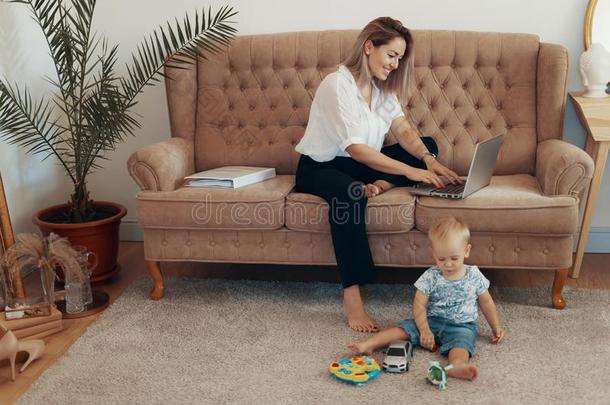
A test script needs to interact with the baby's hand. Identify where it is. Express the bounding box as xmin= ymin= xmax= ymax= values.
xmin=420 ymin=330 xmax=436 ymax=350
xmin=491 ymin=327 xmax=505 ymax=344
